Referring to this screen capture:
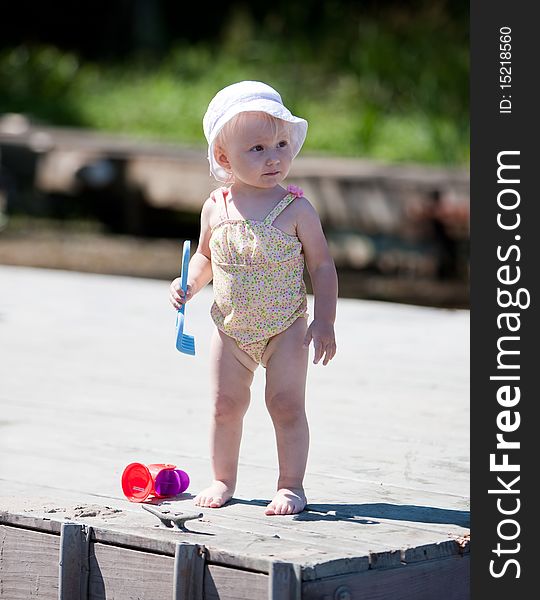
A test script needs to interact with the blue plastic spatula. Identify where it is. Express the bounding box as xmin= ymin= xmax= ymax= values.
xmin=175 ymin=240 xmax=196 ymax=355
